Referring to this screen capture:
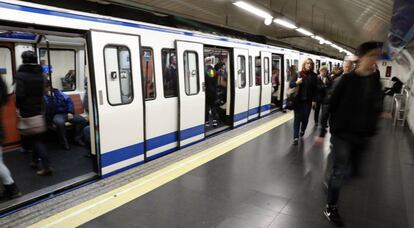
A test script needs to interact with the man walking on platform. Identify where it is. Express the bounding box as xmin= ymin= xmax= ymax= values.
xmin=315 ymin=42 xmax=383 ymax=226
